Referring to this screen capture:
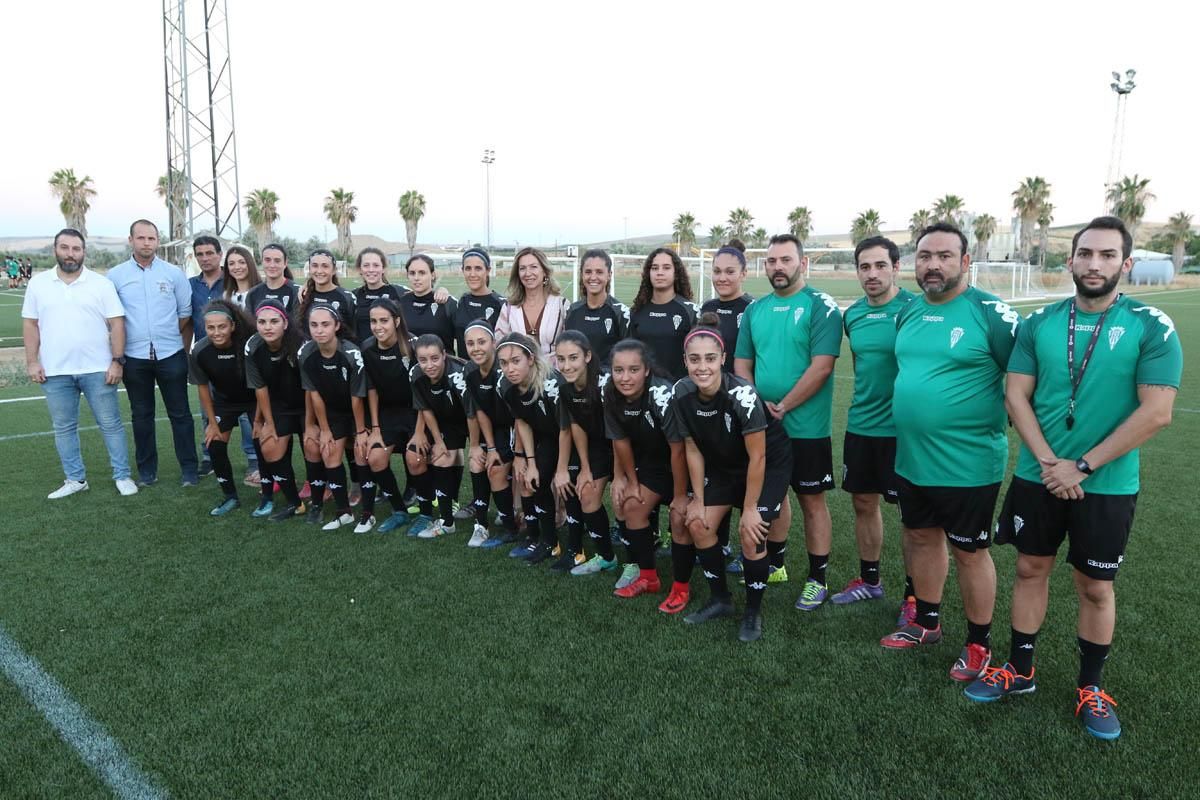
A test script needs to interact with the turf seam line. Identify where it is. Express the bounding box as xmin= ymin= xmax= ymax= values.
xmin=0 ymin=624 xmax=168 ymax=800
